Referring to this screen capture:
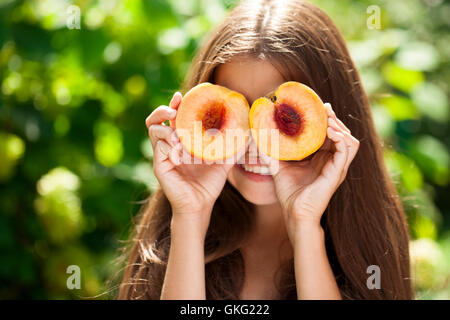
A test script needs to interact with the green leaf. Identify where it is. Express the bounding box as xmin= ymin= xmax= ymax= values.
xmin=408 ymin=135 xmax=450 ymax=186
xmin=395 ymin=42 xmax=439 ymax=71
xmin=384 ymin=150 xmax=423 ymax=192
xmin=380 ymin=95 xmax=418 ymax=120
xmin=411 ymin=82 xmax=449 ymax=123
xmin=94 ymin=121 xmax=123 ymax=167
xmin=372 ymin=103 xmax=395 ymax=138
xmin=381 ymin=61 xmax=424 ymax=92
